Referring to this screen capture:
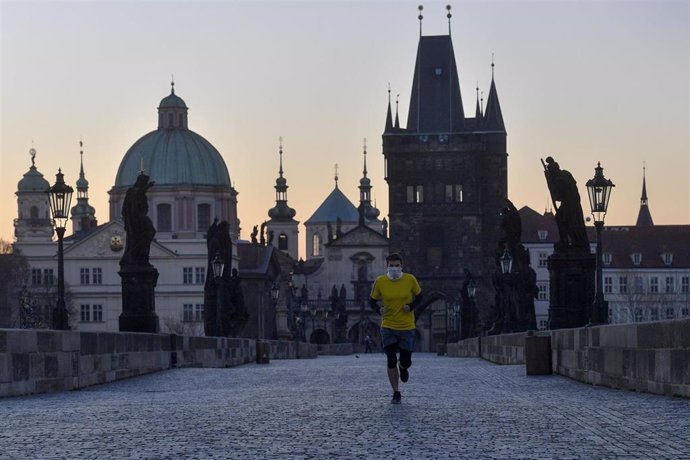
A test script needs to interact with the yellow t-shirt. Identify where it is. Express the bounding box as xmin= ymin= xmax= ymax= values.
xmin=370 ymin=273 xmax=422 ymax=331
